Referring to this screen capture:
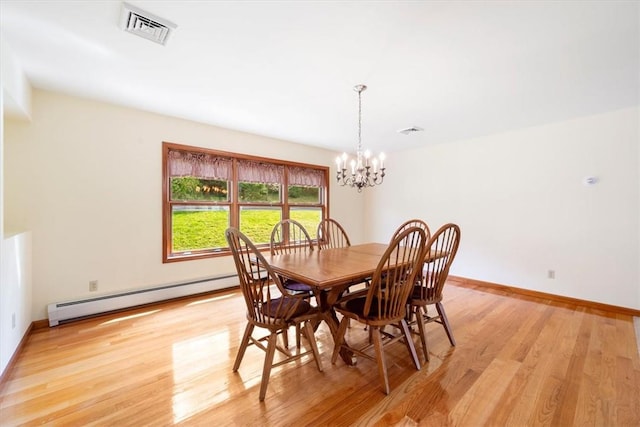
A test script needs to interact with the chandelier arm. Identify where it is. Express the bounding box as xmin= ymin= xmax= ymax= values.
xmin=372 ymin=172 xmax=384 ymax=185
